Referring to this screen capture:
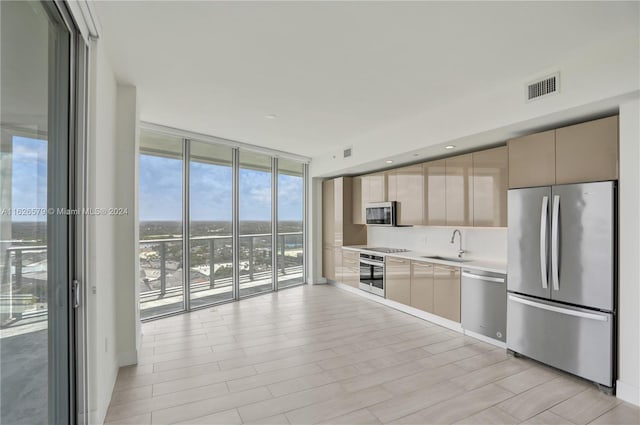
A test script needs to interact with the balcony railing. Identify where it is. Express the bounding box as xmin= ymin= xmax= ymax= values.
xmin=139 ymin=232 xmax=303 ymax=317
xmin=1 ymin=231 xmax=304 ymax=326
